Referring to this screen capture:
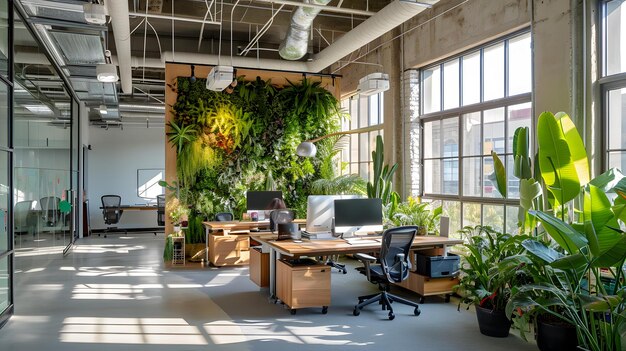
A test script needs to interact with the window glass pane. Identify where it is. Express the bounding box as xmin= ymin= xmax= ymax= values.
xmin=608 ymin=88 xmax=626 ymax=150
xmin=508 ymin=32 xmax=532 ymax=95
xmin=341 ymin=100 xmax=350 ymax=132
xmin=0 ymin=0 xmax=7 ymax=76
xmin=506 ymin=206 xmax=519 ymax=235
xmin=608 ymin=152 xmax=626 ymax=171
xmin=424 ymin=159 xmax=441 ymax=194
xmin=443 ymin=159 xmax=459 ymax=195
xmin=462 ymin=112 xmax=481 ymax=156
xmin=0 ymin=257 xmax=8 ymax=312
xmin=359 ymin=96 xmax=368 ymax=128
xmin=369 ymin=132 xmax=378 ymax=162
xmin=442 ymin=116 xmax=459 ymax=155
xmin=350 ymin=98 xmax=358 ymax=130
xmin=443 ymin=59 xmax=460 ymax=110
xmin=483 ymin=204 xmax=504 ymax=232
xmin=0 ymin=151 xmax=6 ymax=253
xmin=350 ymin=132 xmax=358 ymax=163
xmin=463 ymin=157 xmax=482 ymax=196
xmin=379 ymin=93 xmax=384 ymax=124
xmin=483 ymin=107 xmax=505 ymax=155
xmin=0 ymin=84 xmax=7 ymax=148
xmin=506 ymin=155 xmax=520 ymax=199
xmin=483 ymin=43 xmax=505 ymax=101
xmin=359 ymin=133 xmax=369 ymax=162
xmin=507 ymin=102 xmax=532 ymax=153
xmin=369 ymin=94 xmax=379 ymax=125
xmin=462 ymin=51 xmax=481 ymax=106
xmin=442 ymin=201 xmax=461 ymax=238
xmin=423 ymin=120 xmax=440 ymax=159
xmin=606 ymin=0 xmax=626 ymax=76
xmin=350 ymin=163 xmax=358 ymax=175
xmin=423 ymin=66 xmax=441 ymax=114
xmin=463 ymin=203 xmax=481 ymax=227
xmin=359 ymin=162 xmax=369 ymax=180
